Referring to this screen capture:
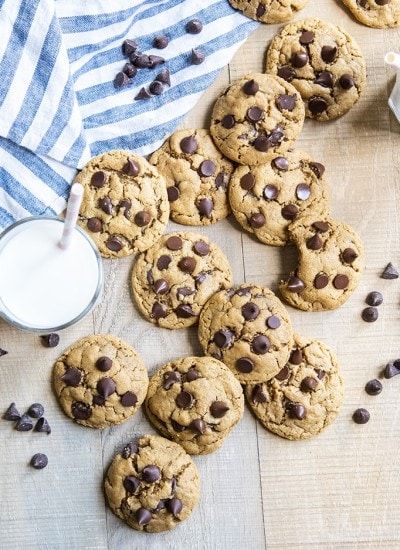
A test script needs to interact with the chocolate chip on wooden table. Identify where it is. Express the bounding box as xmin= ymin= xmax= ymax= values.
xmin=352 ymin=408 xmax=370 ymax=424
xmin=381 ymin=262 xmax=399 ymax=279
xmin=365 ymin=291 xmax=383 ymax=307
xmin=30 ymin=453 xmax=48 ymax=469
xmin=383 ymin=361 xmax=400 ymax=379
xmin=34 ymin=417 xmax=51 ymax=434
xmin=3 ymin=402 xmax=20 ymax=421
xmin=41 ymin=333 xmax=60 ymax=348
xmin=15 ymin=414 xmax=33 ymax=431
xmin=361 ymin=306 xmax=378 ymax=323
xmin=27 ymin=403 xmax=44 ymax=418
xmin=365 ymin=379 xmax=382 ymax=396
